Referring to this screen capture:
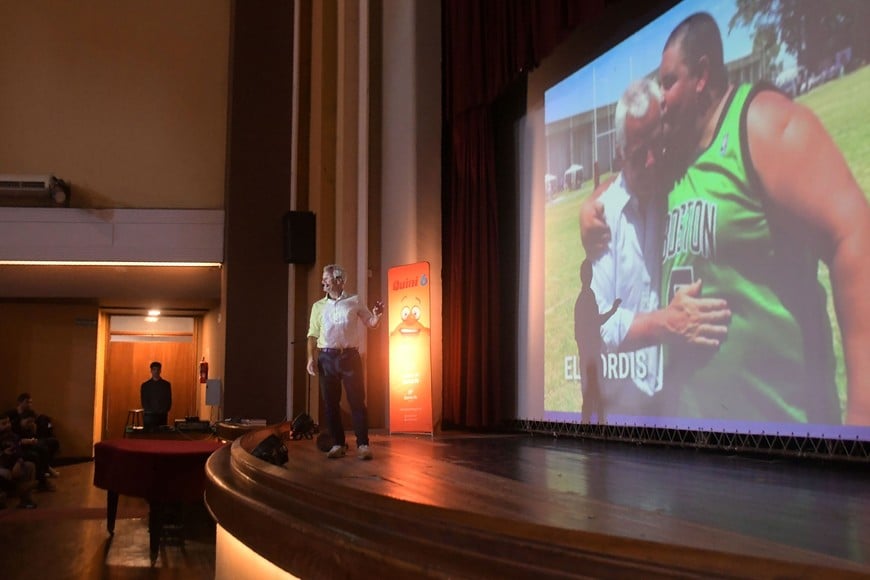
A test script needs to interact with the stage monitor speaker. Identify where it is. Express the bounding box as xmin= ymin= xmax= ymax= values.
xmin=283 ymin=210 xmax=316 ymax=264
xmin=251 ymin=434 xmax=289 ymax=466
